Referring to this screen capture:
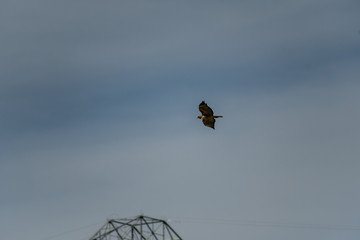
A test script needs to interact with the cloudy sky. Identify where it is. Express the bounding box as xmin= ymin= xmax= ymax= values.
xmin=1 ymin=0 xmax=360 ymax=239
